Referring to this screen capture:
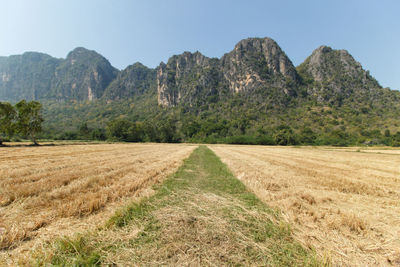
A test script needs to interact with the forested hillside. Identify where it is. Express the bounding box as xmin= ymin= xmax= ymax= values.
xmin=1 ymin=37 xmax=400 ymax=145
